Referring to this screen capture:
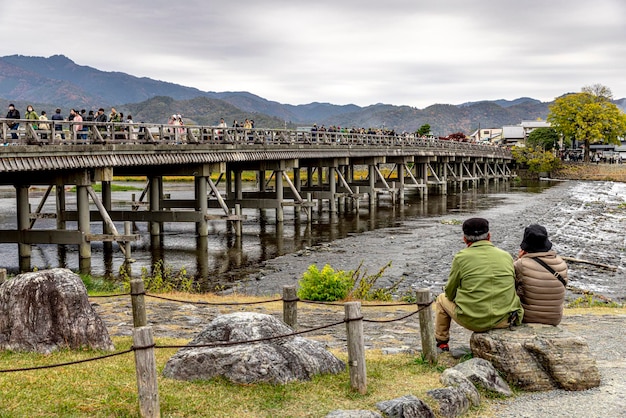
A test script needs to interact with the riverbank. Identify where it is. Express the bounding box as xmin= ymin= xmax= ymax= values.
xmin=551 ymin=162 xmax=626 ymax=182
